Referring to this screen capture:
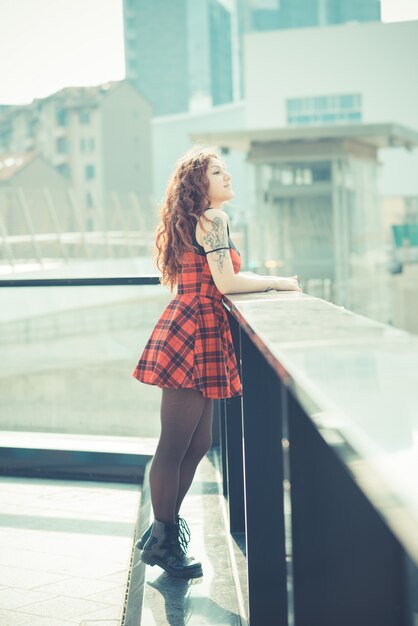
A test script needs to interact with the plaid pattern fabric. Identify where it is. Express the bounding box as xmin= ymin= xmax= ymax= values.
xmin=132 ymin=239 xmax=243 ymax=399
